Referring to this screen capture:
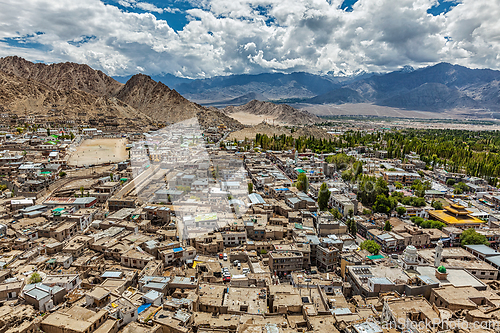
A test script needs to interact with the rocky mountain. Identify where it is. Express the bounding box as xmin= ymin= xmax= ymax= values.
xmin=0 ymin=56 xmax=122 ymax=96
xmin=304 ymin=87 xmax=365 ymax=105
xmin=305 ymin=63 xmax=500 ymax=112
xmin=0 ymin=69 xmax=154 ymax=129
xmin=223 ymin=100 xmax=321 ymax=125
xmin=0 ymin=57 xmax=244 ymax=130
xmin=203 ymin=92 xmax=266 ymax=107
xmin=175 ymin=72 xmax=340 ymax=103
